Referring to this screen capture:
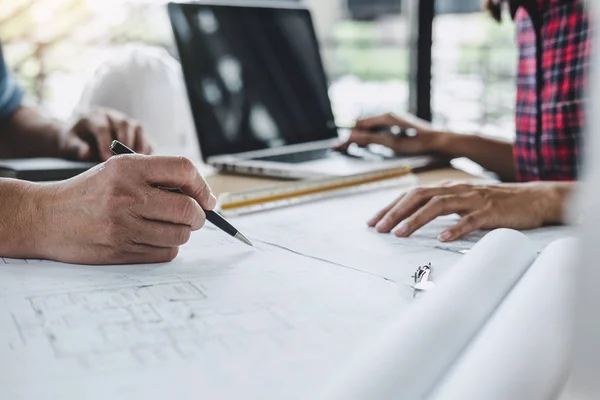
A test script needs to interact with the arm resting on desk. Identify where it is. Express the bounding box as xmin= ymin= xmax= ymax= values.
xmin=0 ymin=107 xmax=64 ymax=159
xmin=0 ymin=106 xmax=152 ymax=161
xmin=0 ymin=155 xmax=218 ymax=264
xmin=368 ymin=181 xmax=574 ymax=241
xmin=0 ymin=179 xmax=48 ymax=259
xmin=336 ymin=113 xmax=516 ymax=182
xmin=433 ymin=133 xmax=516 ymax=182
